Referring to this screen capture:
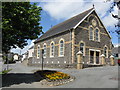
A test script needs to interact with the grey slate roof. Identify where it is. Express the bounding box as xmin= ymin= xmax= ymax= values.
xmin=29 ymin=46 xmax=34 ymax=50
xmin=35 ymin=8 xmax=94 ymax=43
xmin=112 ymin=47 xmax=120 ymax=54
